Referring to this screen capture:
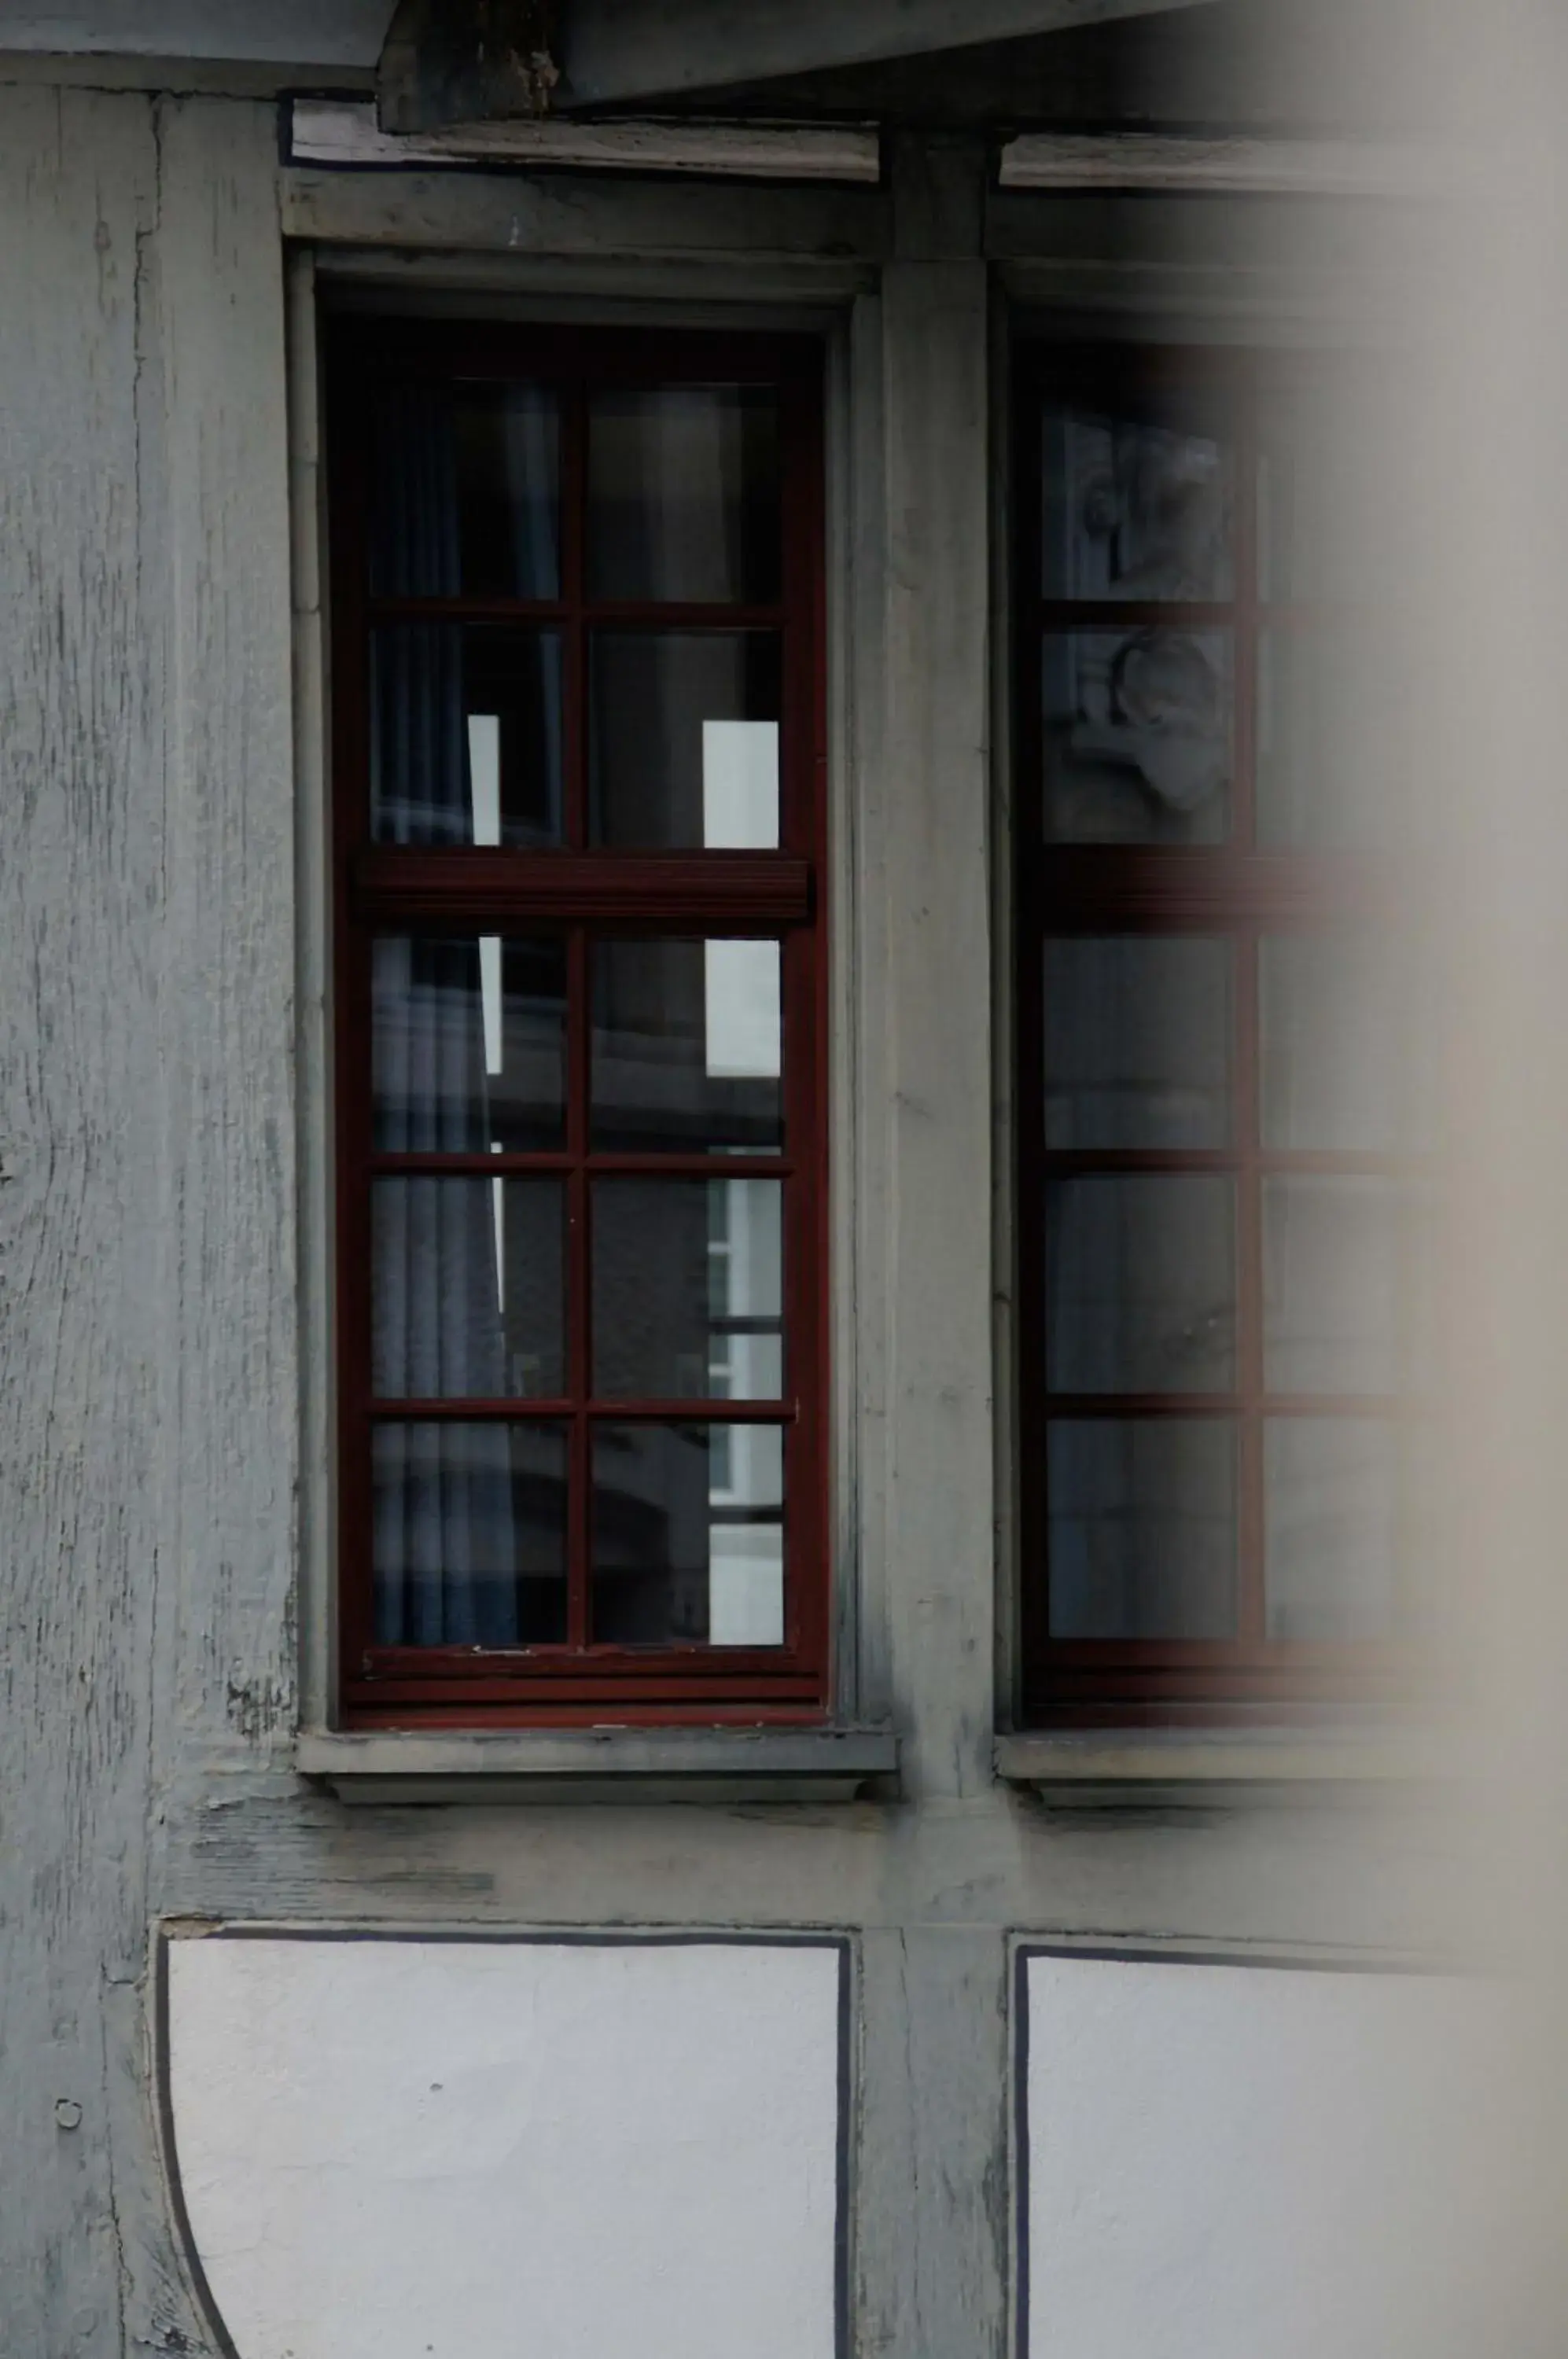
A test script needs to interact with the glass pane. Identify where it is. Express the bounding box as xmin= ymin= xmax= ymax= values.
xmin=373 ymin=935 xmax=567 ymax=1153
xmin=1047 ymin=1176 xmax=1236 ymax=1393
xmin=1261 ymin=933 xmax=1434 ymax=1153
xmin=1047 ymin=1418 xmax=1236 ymax=1638
xmin=371 ymin=625 xmax=564 ymax=847
xmin=589 ymin=630 xmax=780 ymax=848
xmin=372 ymin=1179 xmax=565 ymax=1400
xmin=1264 ymin=1418 xmax=1419 ymax=1643
xmin=593 ymin=1178 xmax=783 ymax=1401
xmin=1045 ymin=937 xmax=1231 ymax=1148
xmin=1041 ymin=385 xmax=1232 ymax=599
xmin=587 ymin=385 xmax=781 ymax=604
xmin=1264 ymin=1176 xmax=1432 ymax=1396
xmin=1255 ymin=623 xmax=1412 ymax=849
xmin=372 ymin=1420 xmax=568 ymax=1646
xmin=591 ymin=937 xmax=782 ymax=1153
xmin=1256 ymin=370 xmax=1413 ymax=606
xmin=370 ymin=379 xmax=560 ymax=601
xmin=1043 ymin=629 xmax=1231 ymax=844
xmin=592 ymin=1422 xmax=785 ymax=1646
